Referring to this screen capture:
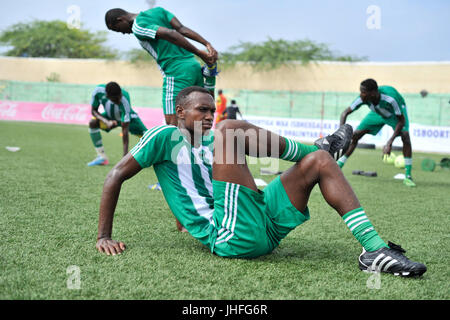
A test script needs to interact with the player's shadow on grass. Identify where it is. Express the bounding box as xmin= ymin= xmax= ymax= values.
xmin=204 ymin=237 xmax=355 ymax=265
